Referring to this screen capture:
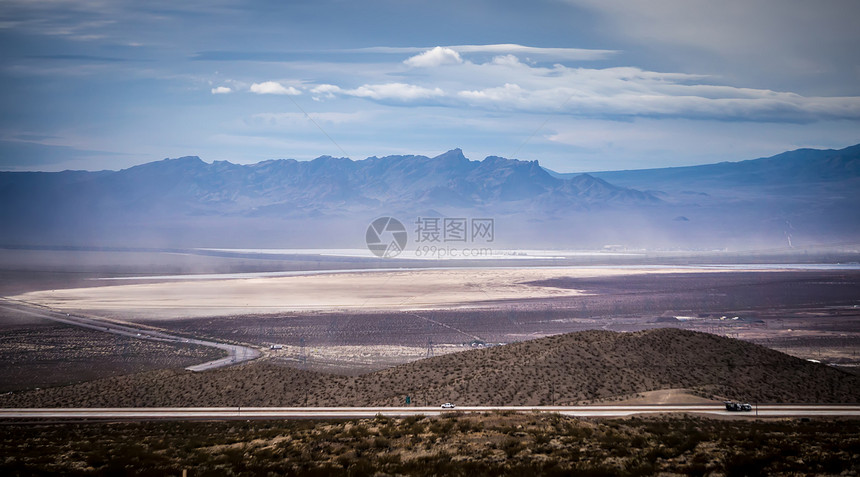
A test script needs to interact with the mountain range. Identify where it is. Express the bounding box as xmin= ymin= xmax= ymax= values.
xmin=1 ymin=144 xmax=858 ymax=250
